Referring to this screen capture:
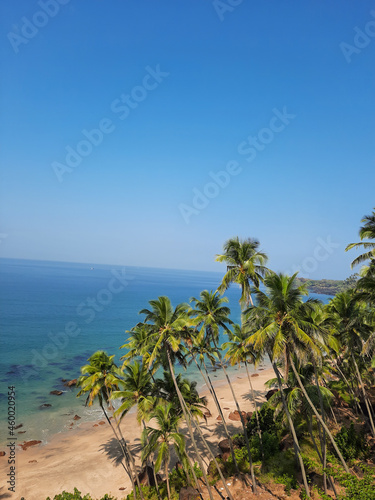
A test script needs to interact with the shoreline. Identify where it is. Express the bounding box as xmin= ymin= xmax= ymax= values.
xmin=0 ymin=365 xmax=274 ymax=500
